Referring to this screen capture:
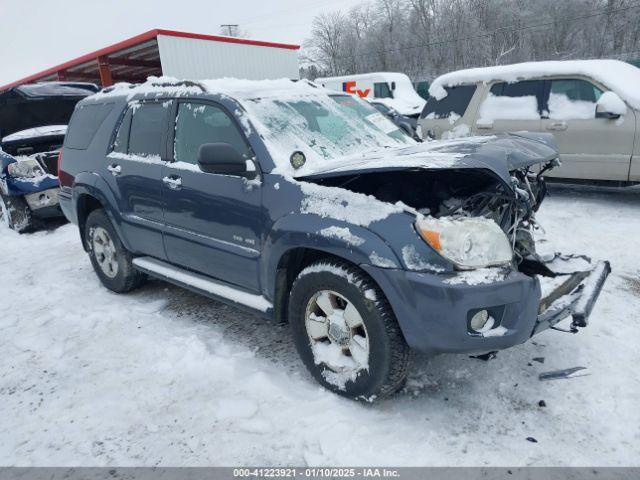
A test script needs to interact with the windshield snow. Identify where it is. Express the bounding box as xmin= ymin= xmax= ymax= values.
xmin=238 ymin=92 xmax=415 ymax=175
